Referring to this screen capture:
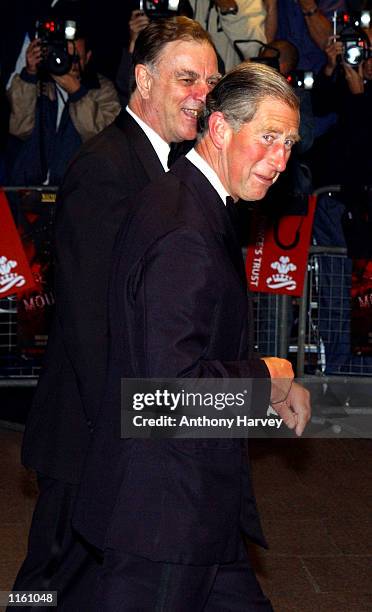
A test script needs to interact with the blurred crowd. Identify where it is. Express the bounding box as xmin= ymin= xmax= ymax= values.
xmin=0 ymin=0 xmax=371 ymax=198
xmin=0 ymin=0 xmax=372 ymax=294
xmin=0 ymin=0 xmax=372 ymax=198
